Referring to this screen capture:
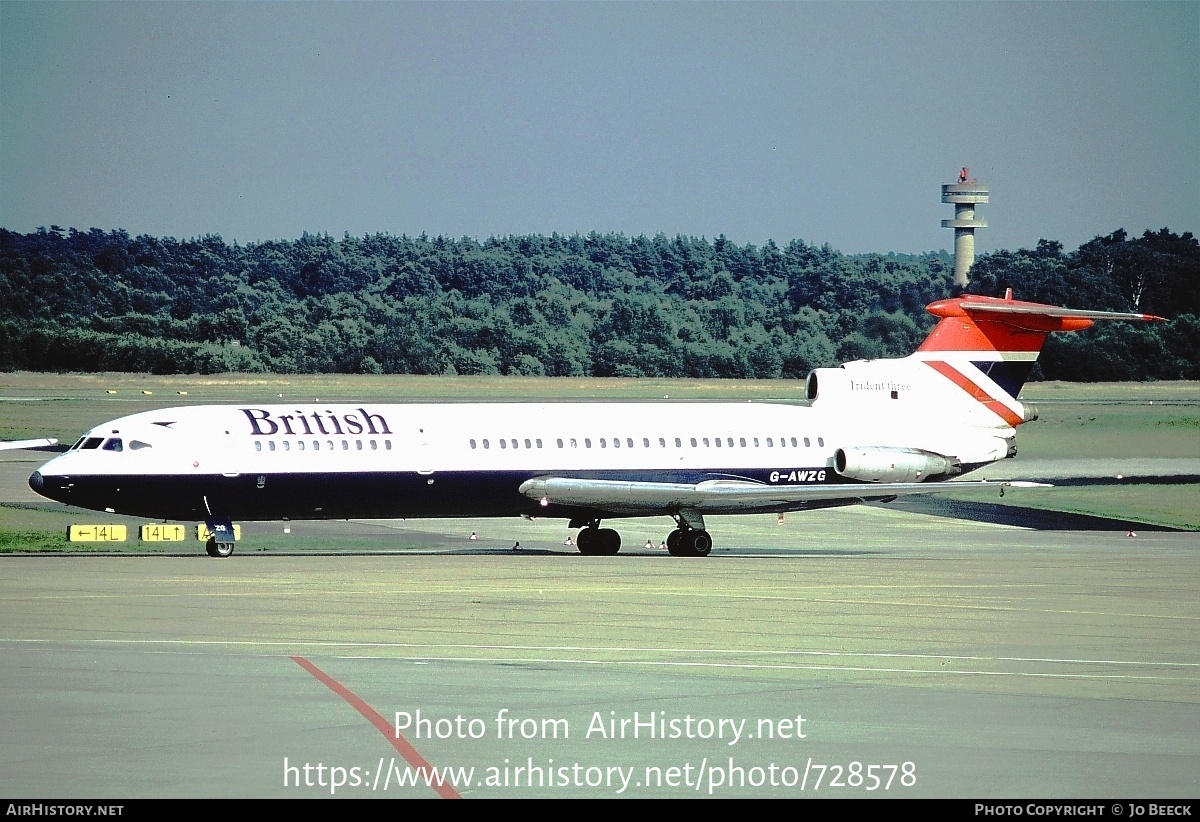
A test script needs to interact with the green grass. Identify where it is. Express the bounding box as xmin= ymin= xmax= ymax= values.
xmin=0 ymin=528 xmax=70 ymax=553
xmin=1015 ymin=388 xmax=1200 ymax=460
